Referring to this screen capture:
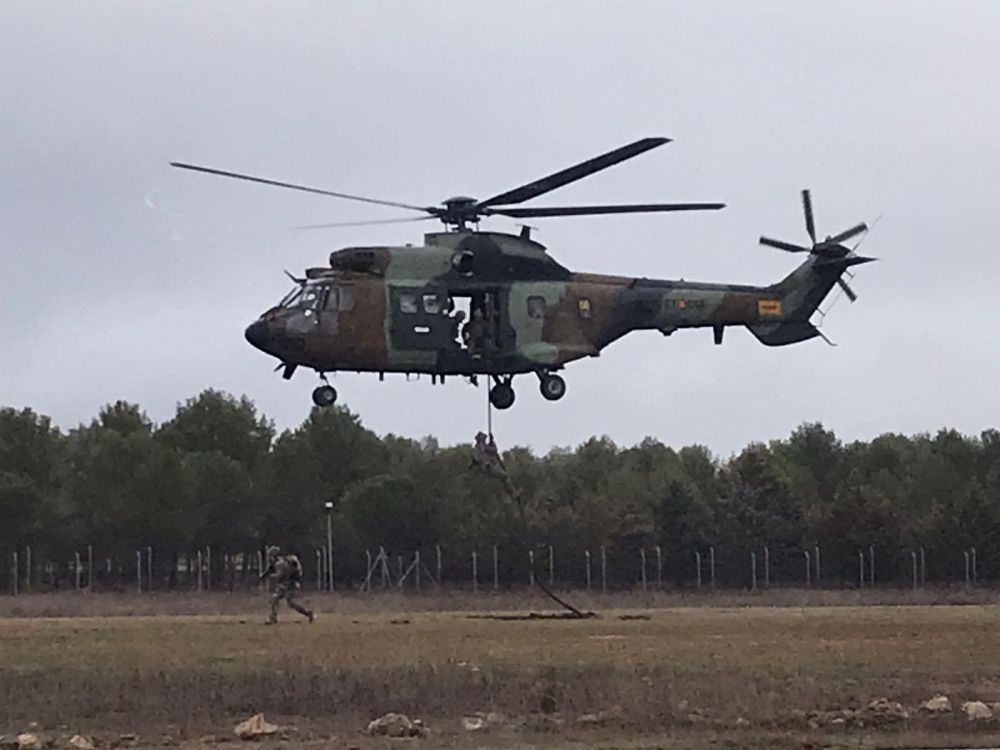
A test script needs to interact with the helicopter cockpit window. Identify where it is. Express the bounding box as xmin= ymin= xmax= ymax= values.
xmin=527 ymin=296 xmax=546 ymax=319
xmin=423 ymin=293 xmax=442 ymax=314
xmin=399 ymin=293 xmax=419 ymax=314
xmin=295 ymin=285 xmax=325 ymax=310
